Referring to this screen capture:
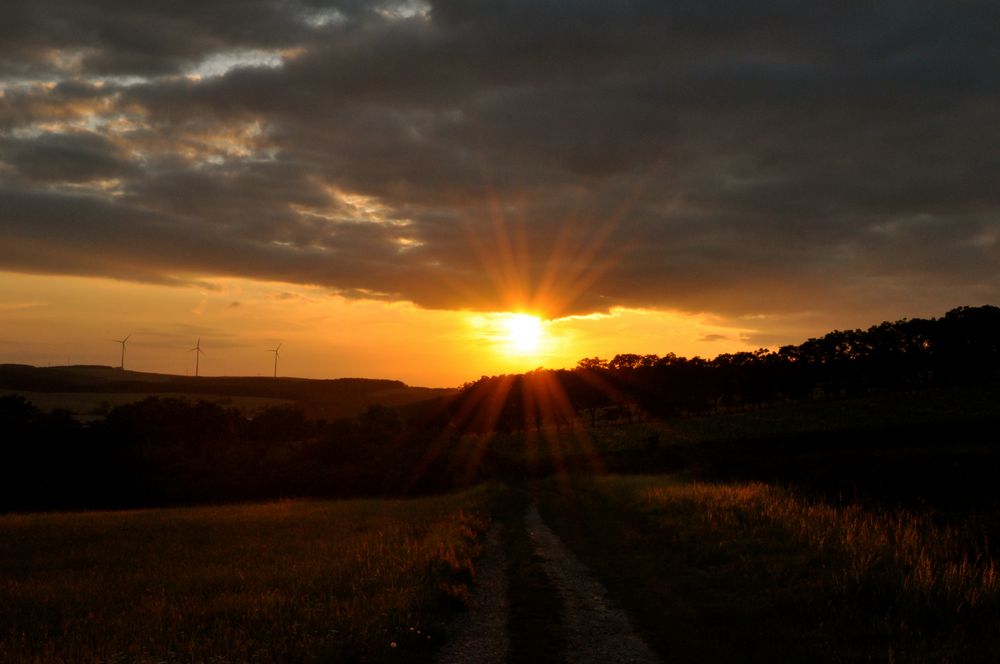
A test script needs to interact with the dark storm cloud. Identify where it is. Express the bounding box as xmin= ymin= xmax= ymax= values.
xmin=0 ymin=0 xmax=376 ymax=77
xmin=3 ymin=131 xmax=139 ymax=181
xmin=1 ymin=0 xmax=999 ymax=327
